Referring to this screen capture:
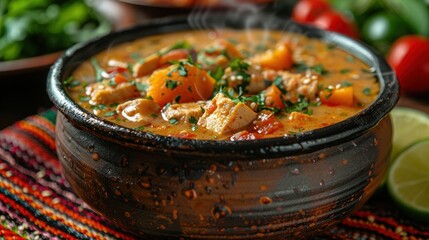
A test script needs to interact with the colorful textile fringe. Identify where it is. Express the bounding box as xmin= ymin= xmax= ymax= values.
xmin=0 ymin=109 xmax=428 ymax=239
